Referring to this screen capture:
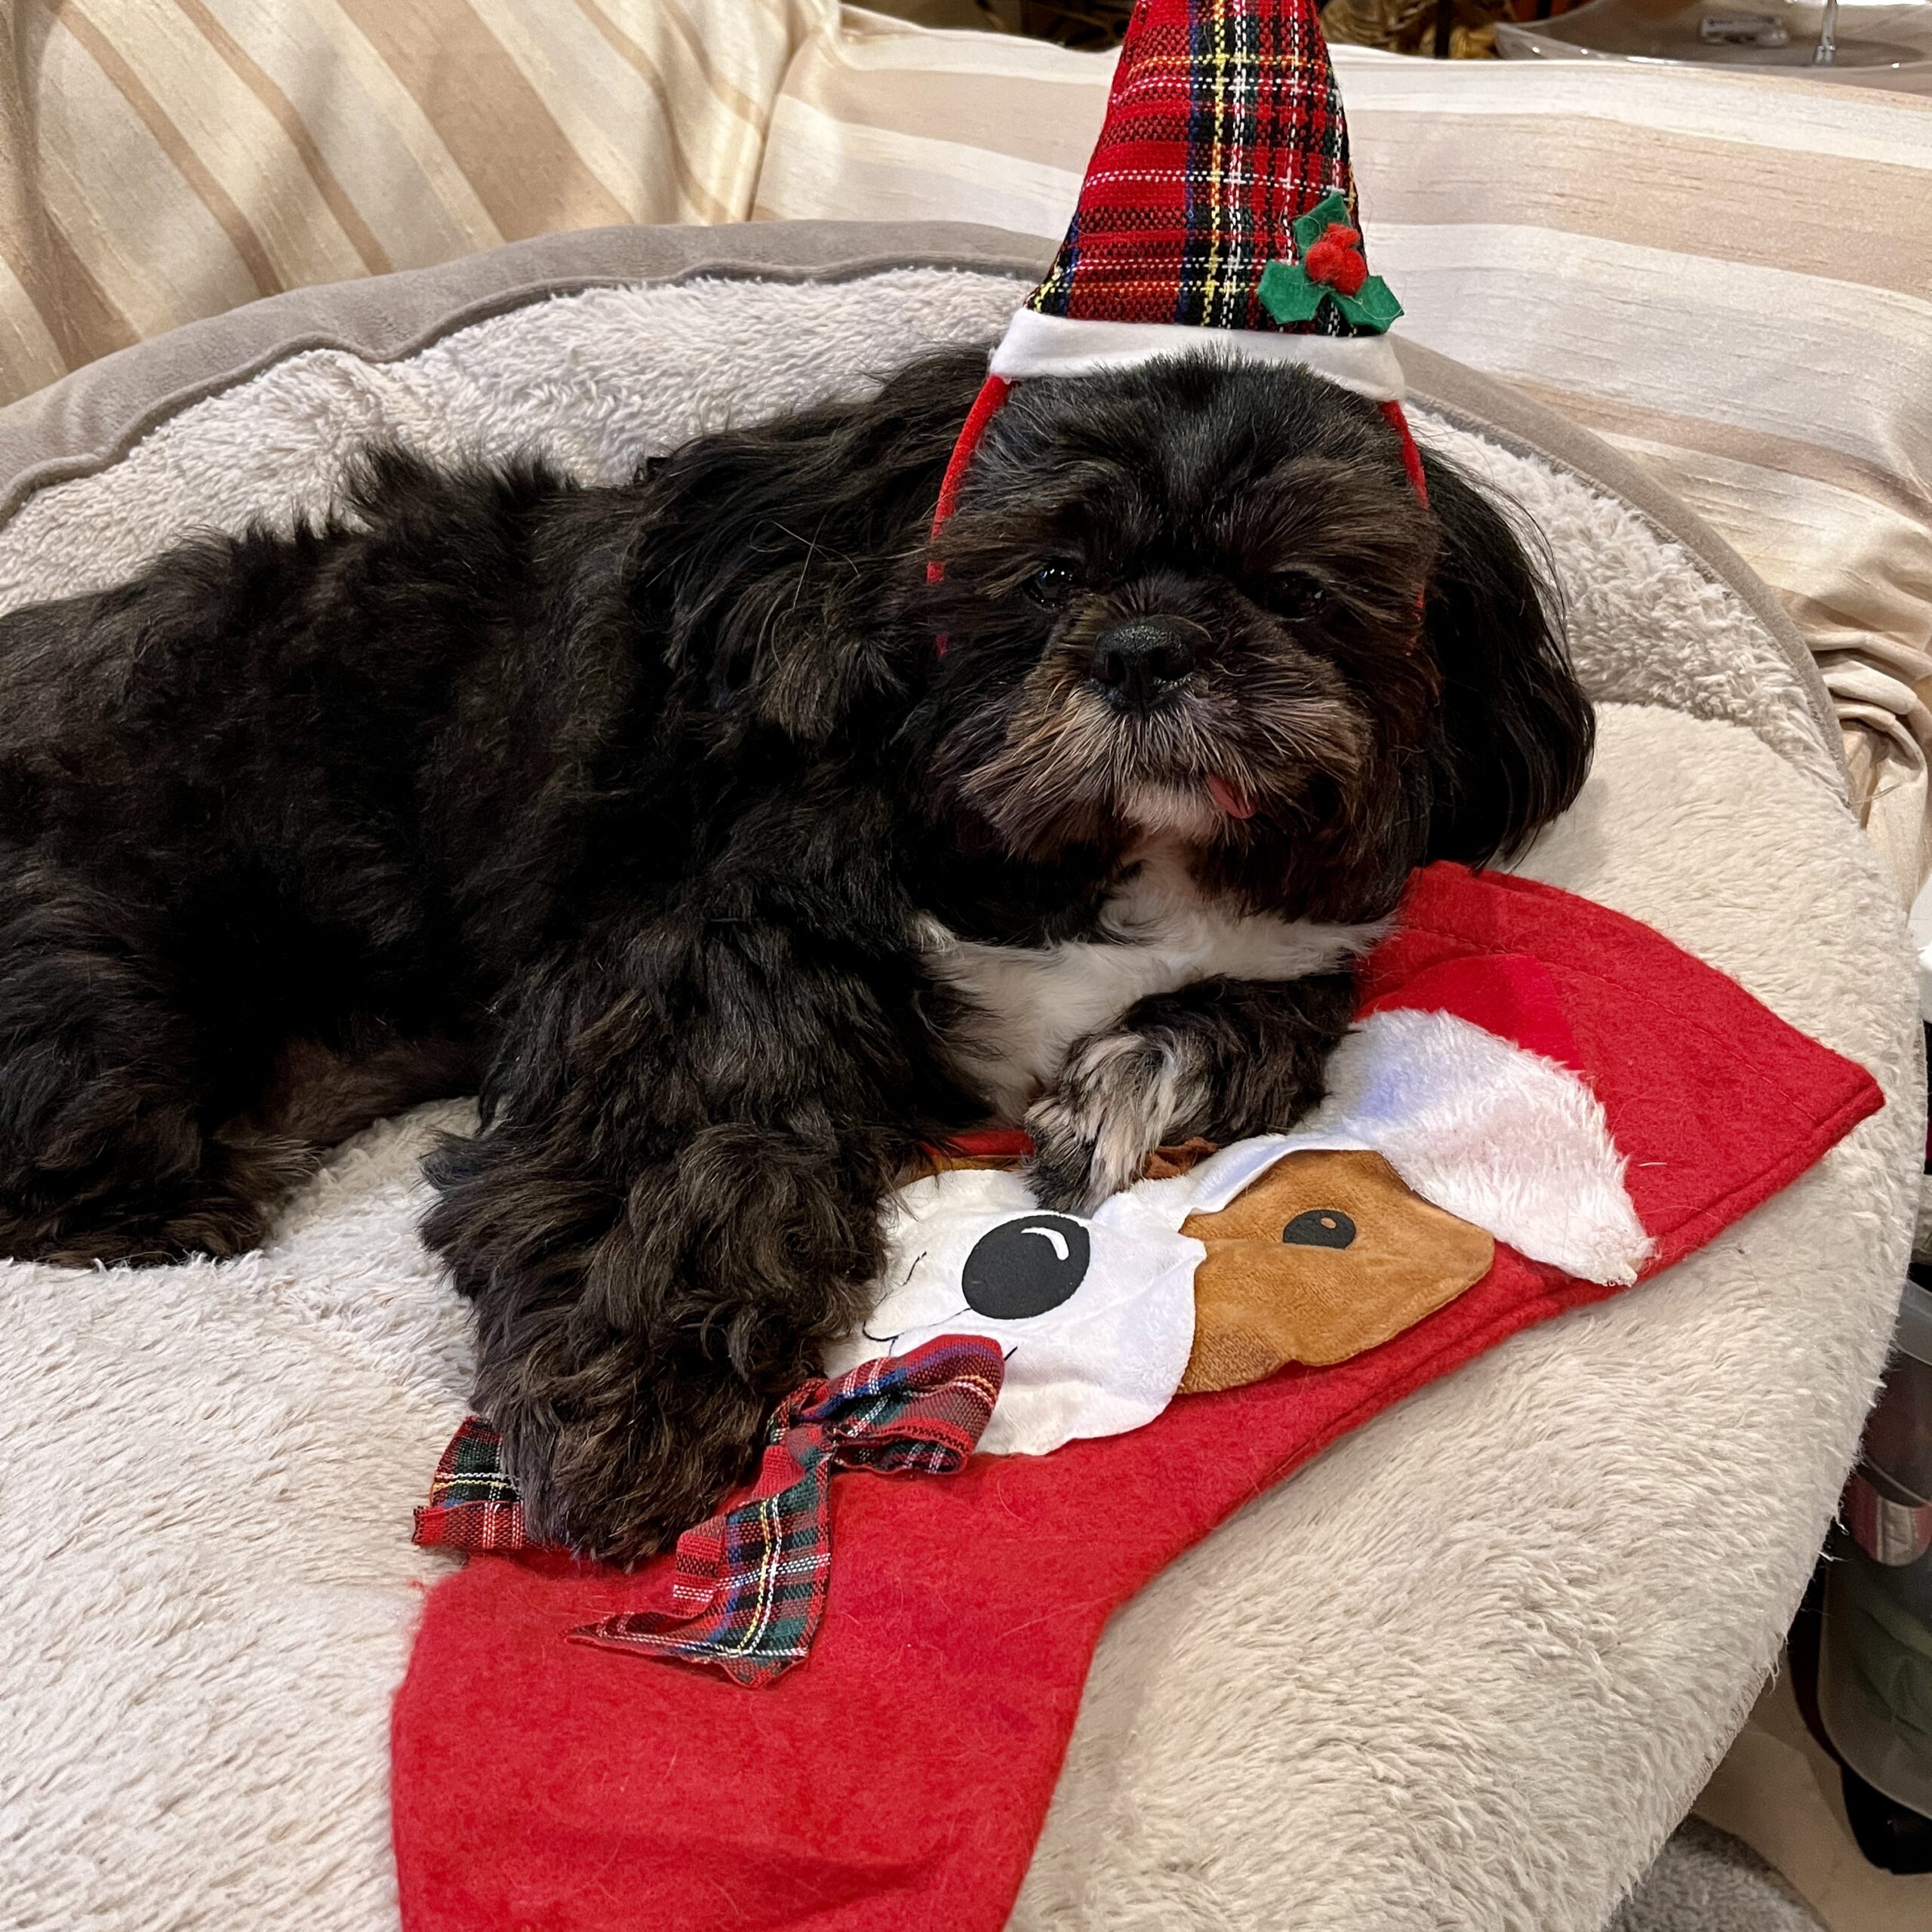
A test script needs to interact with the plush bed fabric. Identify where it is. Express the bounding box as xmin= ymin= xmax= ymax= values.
xmin=0 ymin=232 xmax=1917 ymax=1932
xmin=1612 ymin=1820 xmax=1826 ymax=1932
